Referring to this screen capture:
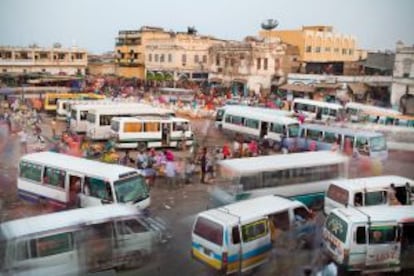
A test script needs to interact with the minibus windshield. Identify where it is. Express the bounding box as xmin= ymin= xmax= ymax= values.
xmin=288 ymin=123 xmax=300 ymax=137
xmin=115 ymin=176 xmax=148 ymax=203
xmin=370 ymin=136 xmax=387 ymax=152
